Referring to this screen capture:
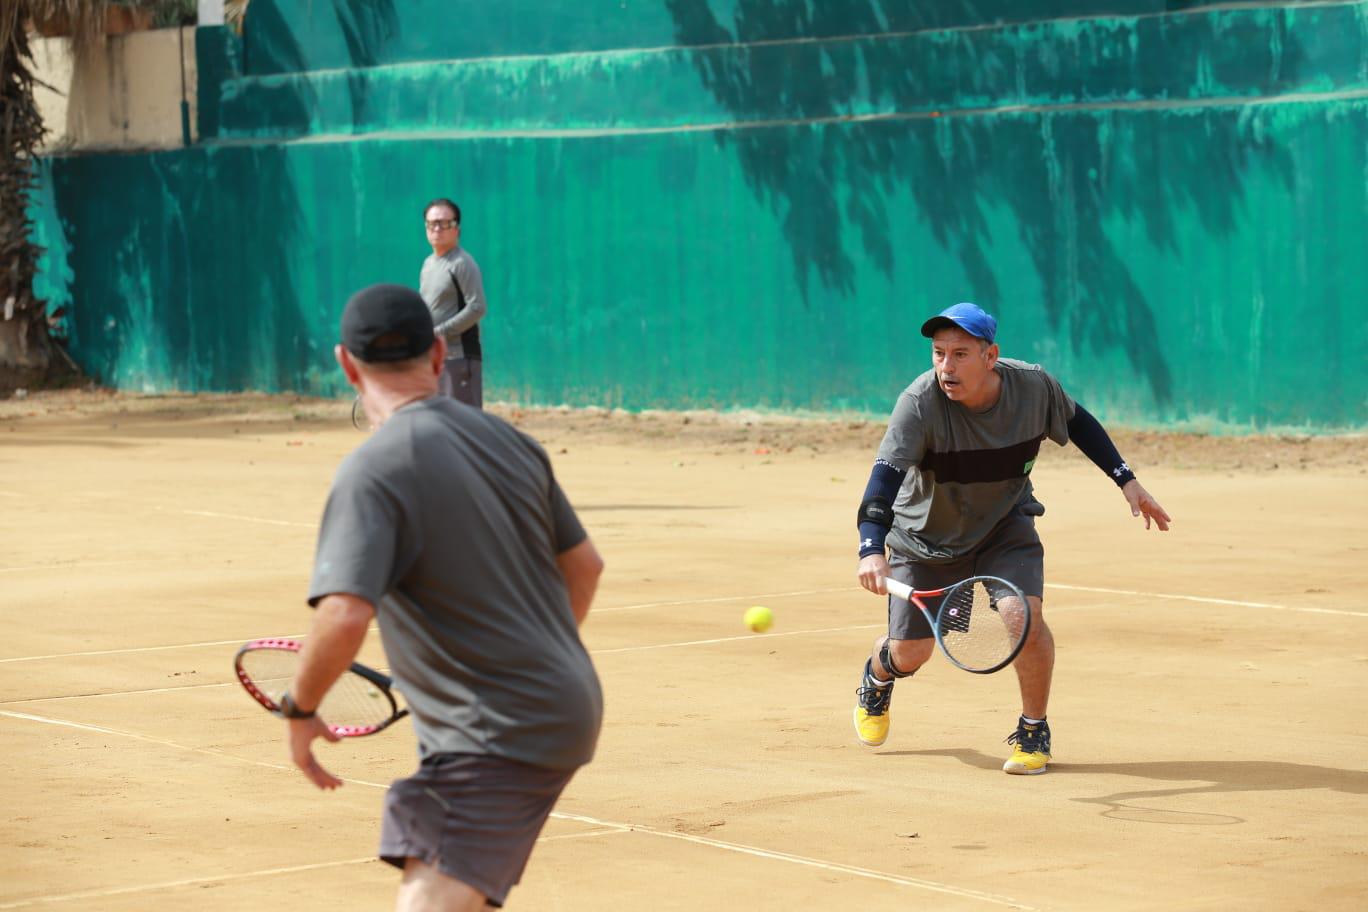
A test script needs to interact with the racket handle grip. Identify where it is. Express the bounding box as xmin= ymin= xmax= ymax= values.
xmin=883 ymin=578 xmax=913 ymax=600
